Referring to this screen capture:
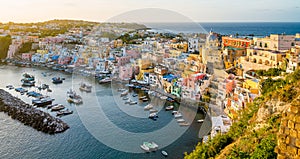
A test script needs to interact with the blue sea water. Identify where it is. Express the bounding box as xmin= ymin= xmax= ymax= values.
xmin=145 ymin=22 xmax=300 ymax=36
xmin=0 ymin=66 xmax=203 ymax=159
